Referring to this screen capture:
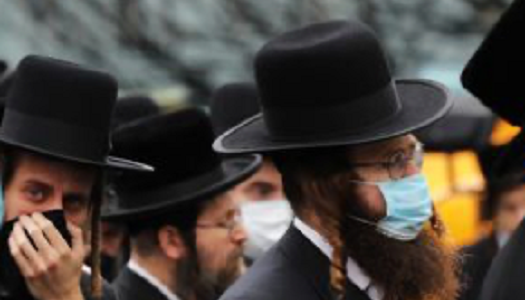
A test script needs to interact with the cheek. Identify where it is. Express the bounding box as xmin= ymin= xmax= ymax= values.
xmin=3 ymin=189 xmax=34 ymax=221
xmin=64 ymin=208 xmax=88 ymax=227
xmin=353 ymin=185 xmax=387 ymax=220
xmin=196 ymin=234 xmax=230 ymax=269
